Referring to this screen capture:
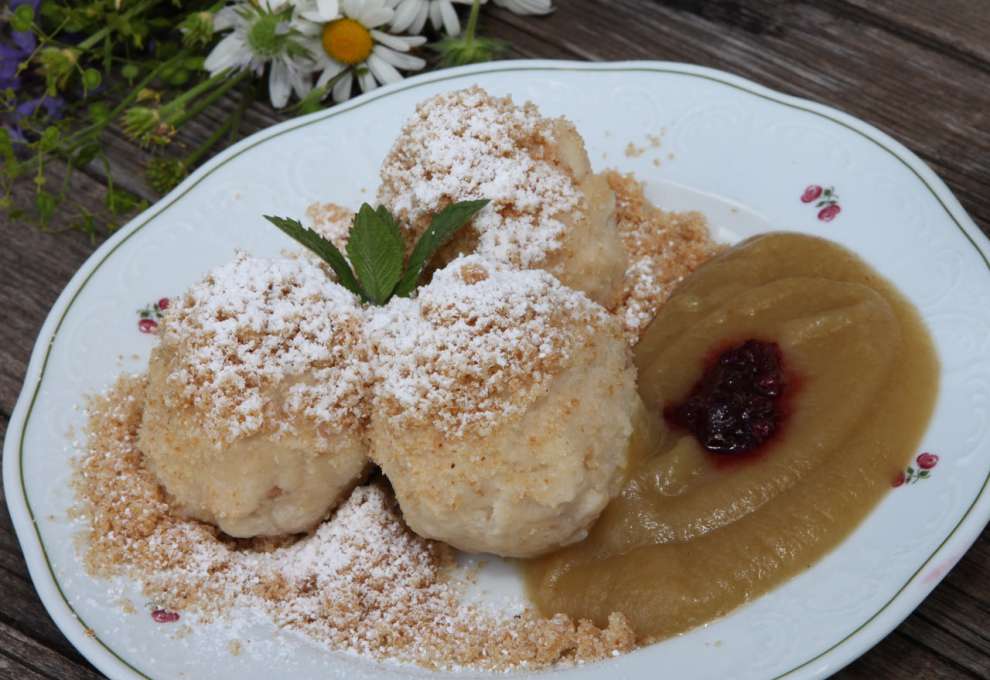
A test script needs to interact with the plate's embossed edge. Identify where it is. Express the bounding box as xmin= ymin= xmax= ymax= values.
xmin=5 ymin=60 xmax=990 ymax=680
